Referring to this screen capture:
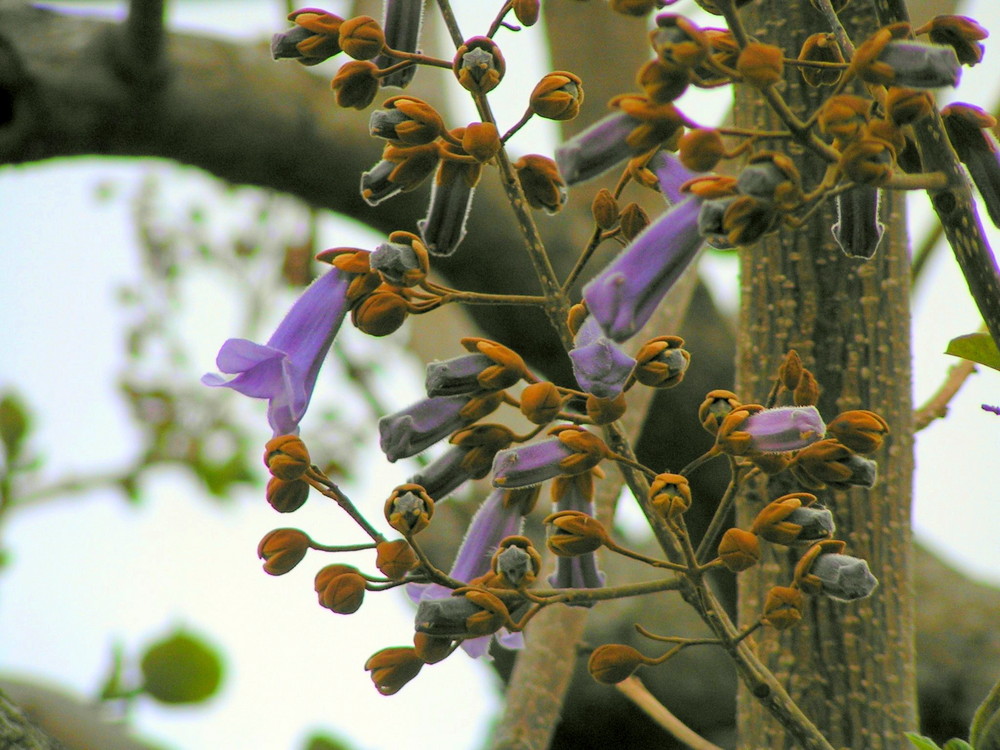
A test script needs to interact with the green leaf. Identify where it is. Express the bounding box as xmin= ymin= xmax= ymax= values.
xmin=972 ymin=675 xmax=1000 ymax=749
xmin=140 ymin=628 xmax=224 ymax=705
xmin=942 ymin=740 xmax=974 ymax=750
xmin=302 ymin=732 xmax=357 ymax=750
xmin=905 ymin=733 xmax=943 ymax=750
xmin=946 ymin=333 xmax=1000 ymax=372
